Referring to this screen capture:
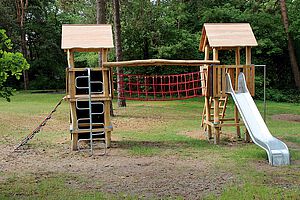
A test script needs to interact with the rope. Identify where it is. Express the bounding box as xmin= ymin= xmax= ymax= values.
xmin=14 ymin=97 xmax=65 ymax=151
xmin=117 ymin=71 xmax=204 ymax=101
